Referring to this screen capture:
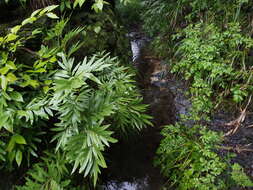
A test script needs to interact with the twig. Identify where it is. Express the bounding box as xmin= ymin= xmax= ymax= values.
xmin=224 ymin=95 xmax=252 ymax=136
xmin=20 ymin=47 xmax=39 ymax=57
xmin=219 ymin=144 xmax=253 ymax=153
xmin=246 ymin=124 xmax=253 ymax=128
